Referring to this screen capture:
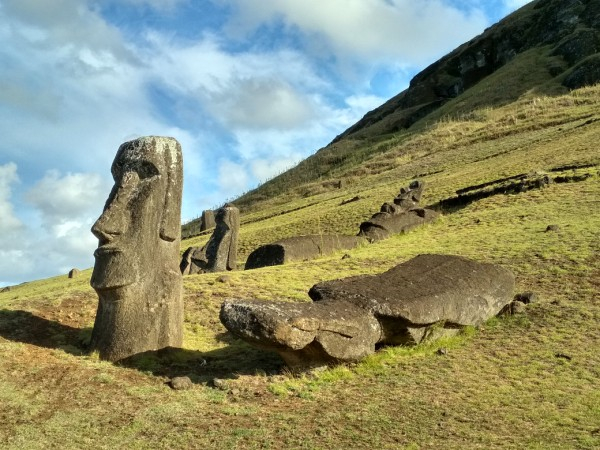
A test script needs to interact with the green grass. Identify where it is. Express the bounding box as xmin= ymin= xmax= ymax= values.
xmin=1 ymin=84 xmax=599 ymax=448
